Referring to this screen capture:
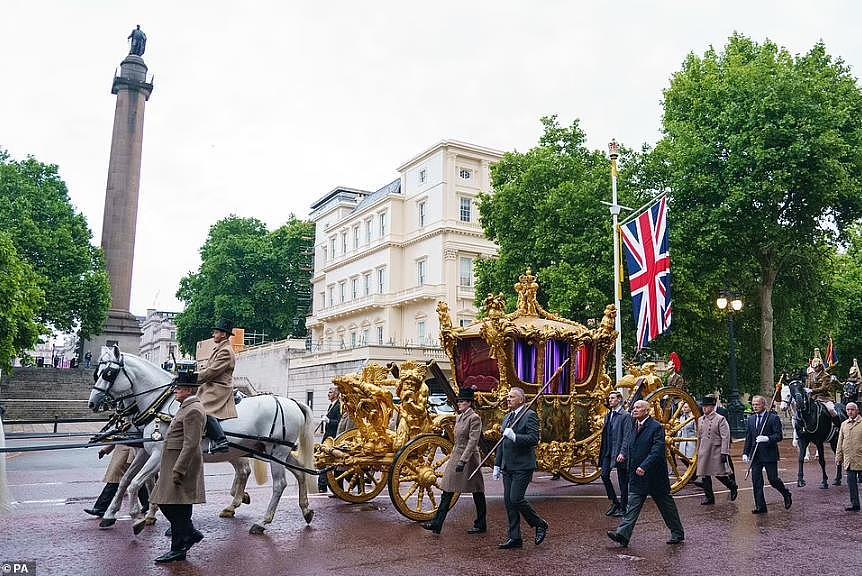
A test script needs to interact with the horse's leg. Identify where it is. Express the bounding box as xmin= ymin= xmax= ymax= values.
xmin=123 ymin=452 xmax=161 ymax=533
xmin=250 ymin=450 xmax=290 ymax=535
xmin=286 ymin=452 xmax=313 ymax=525
xmin=221 ymin=458 xmax=251 ymax=518
xmin=797 ymin=438 xmax=807 ymax=487
xmin=99 ymin=450 xmax=148 ymax=528
xmin=818 ymin=443 xmax=829 ymax=489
